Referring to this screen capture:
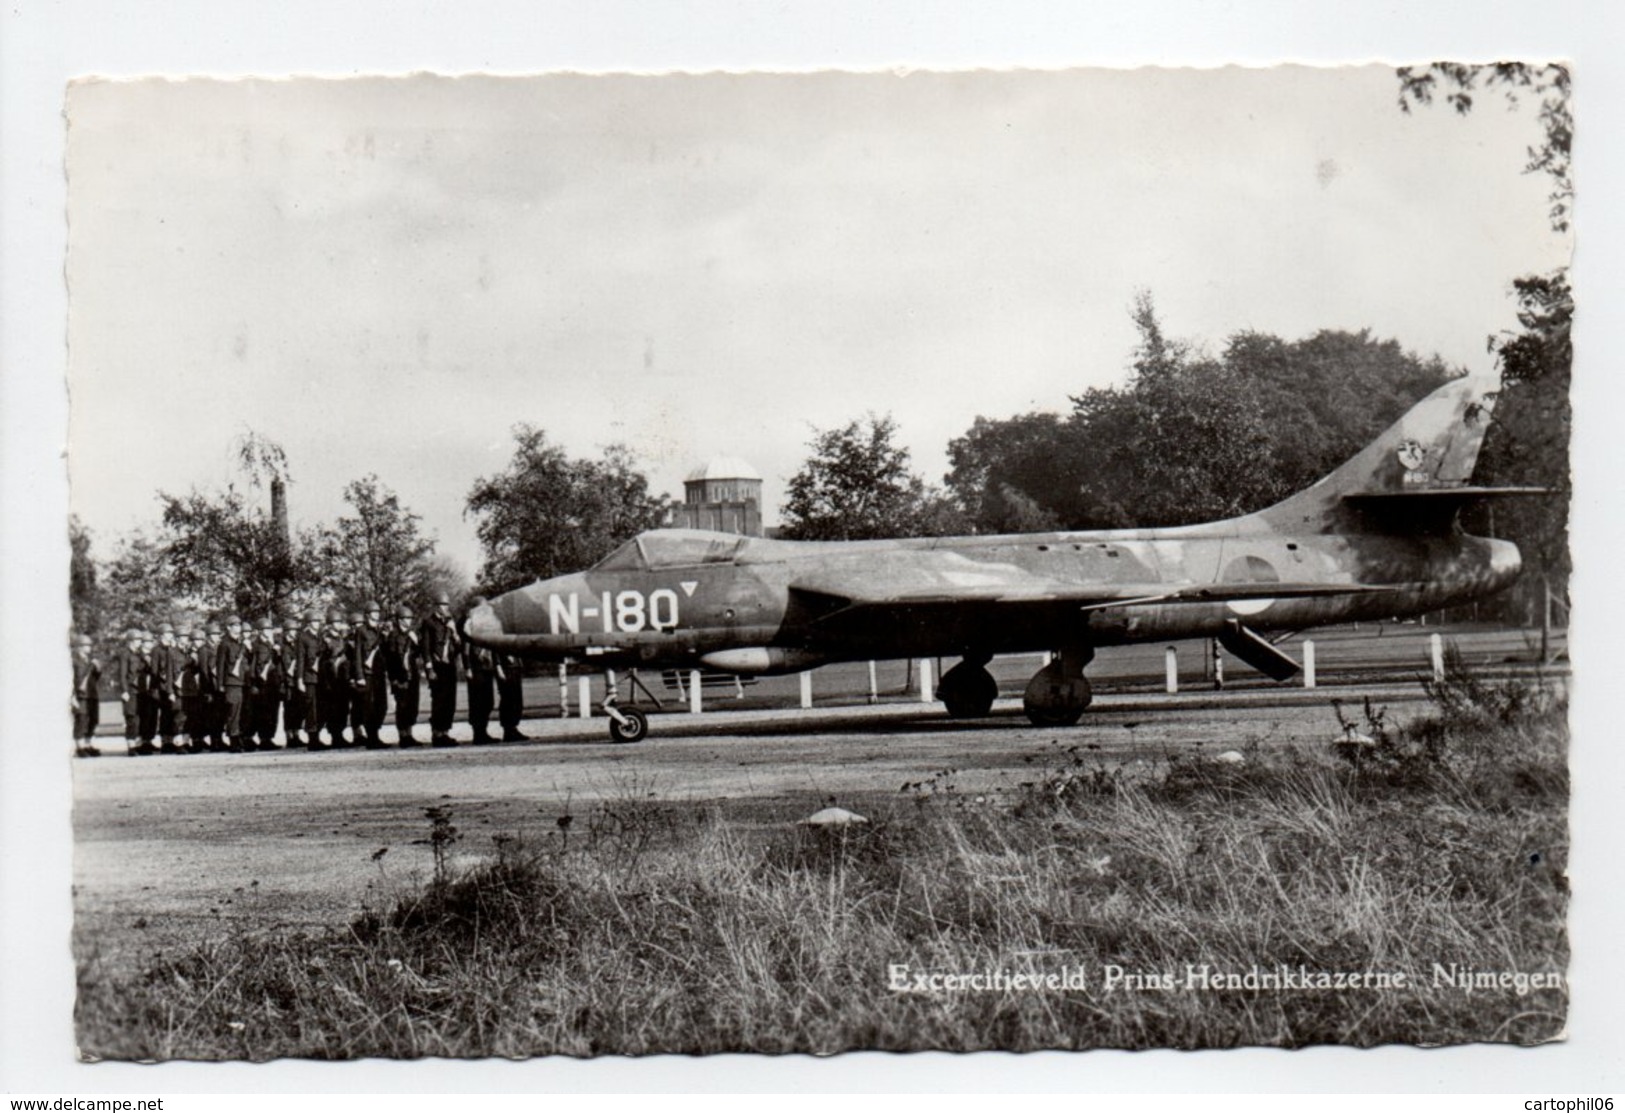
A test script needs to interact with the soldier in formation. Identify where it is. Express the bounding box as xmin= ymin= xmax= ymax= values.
xmin=291 ymin=609 xmax=324 ymax=749
xmin=217 ymin=616 xmax=250 ymax=751
xmin=350 ymin=604 xmax=389 ymax=749
xmin=198 ymin=622 xmax=226 ymax=751
xmin=72 ymin=634 xmax=102 ymax=758
xmin=318 ymin=611 xmax=352 ymax=747
xmin=495 ymin=651 xmax=529 ymax=743
xmin=386 ymin=604 xmax=425 ymax=747
xmin=74 ymin=595 xmax=540 ymax=755
xmin=465 ymin=640 xmax=497 ymax=744
xmin=150 ymin=624 xmax=185 ymax=753
xmin=420 ymin=593 xmax=462 ymax=747
xmin=178 ymin=626 xmax=204 ymax=753
xmin=113 ymin=629 xmax=152 ymax=755
xmin=249 ymin=616 xmax=283 ymax=750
